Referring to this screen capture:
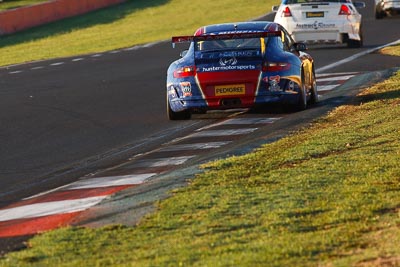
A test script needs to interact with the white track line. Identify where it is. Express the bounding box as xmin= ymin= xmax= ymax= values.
xmin=50 ymin=62 xmax=64 ymax=66
xmin=159 ymin=141 xmax=232 ymax=152
xmin=317 ymin=75 xmax=356 ymax=82
xmin=134 ymin=156 xmax=196 ymax=168
xmin=9 ymin=71 xmax=22 ymax=74
xmin=318 ymin=85 xmax=341 ymax=91
xmin=64 ymin=173 xmax=157 ymax=190
xmin=0 ymin=196 xmax=106 ymax=221
xmin=24 ymin=173 xmax=156 ymax=200
xmin=316 ymin=72 xmax=359 ymax=78
xmin=316 ymin=39 xmax=400 ymax=73
xmin=190 ymin=128 xmax=258 ymax=138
